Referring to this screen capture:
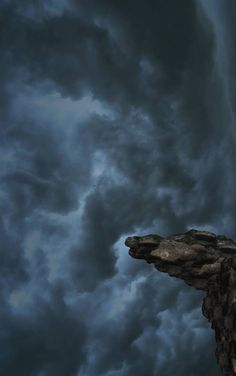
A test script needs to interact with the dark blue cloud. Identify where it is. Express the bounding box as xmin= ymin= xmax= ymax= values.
xmin=0 ymin=0 xmax=235 ymax=375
